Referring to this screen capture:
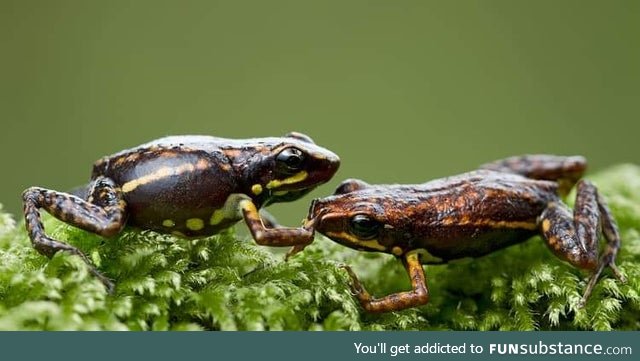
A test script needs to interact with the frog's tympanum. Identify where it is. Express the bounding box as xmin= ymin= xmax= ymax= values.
xmin=23 ymin=132 xmax=340 ymax=291
xmin=307 ymin=155 xmax=625 ymax=313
